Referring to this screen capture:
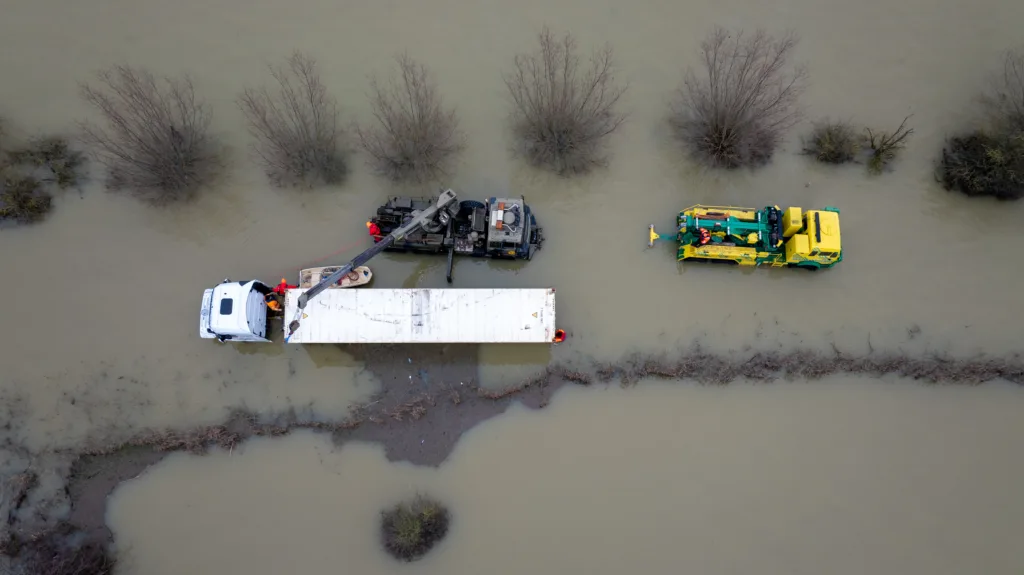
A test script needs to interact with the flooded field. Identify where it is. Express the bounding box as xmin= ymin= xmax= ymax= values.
xmin=108 ymin=379 xmax=1024 ymax=575
xmin=2 ymin=0 xmax=1024 ymax=570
